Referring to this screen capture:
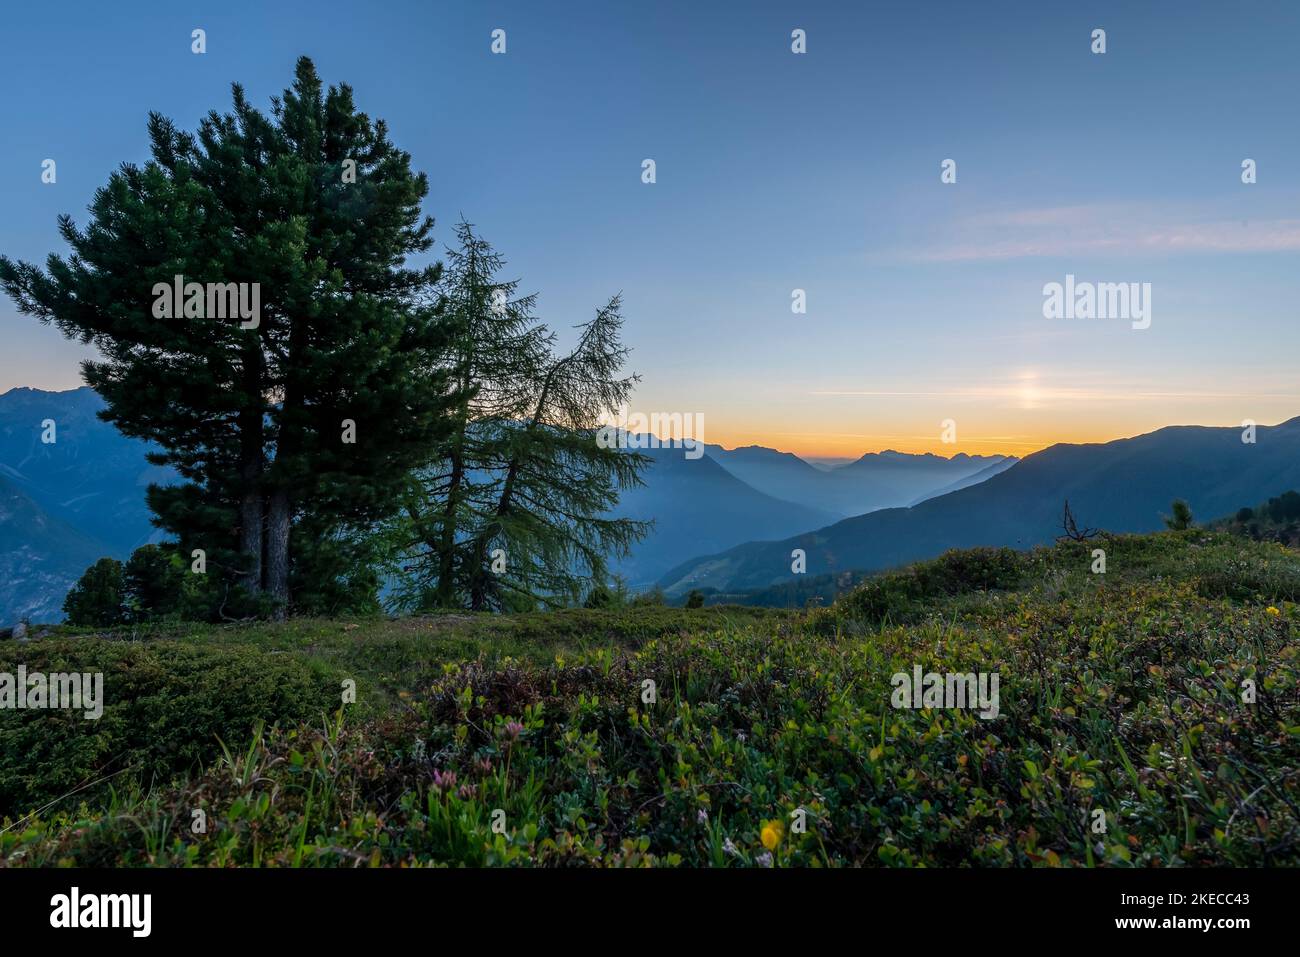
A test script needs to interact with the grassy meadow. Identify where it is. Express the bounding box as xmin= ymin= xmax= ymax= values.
xmin=1 ymin=530 xmax=1297 ymax=867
